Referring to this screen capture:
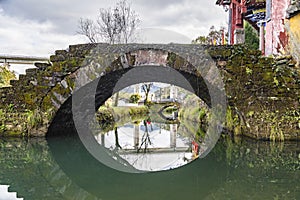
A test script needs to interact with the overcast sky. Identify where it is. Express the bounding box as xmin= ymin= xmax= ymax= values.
xmin=0 ymin=0 xmax=228 ymax=57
